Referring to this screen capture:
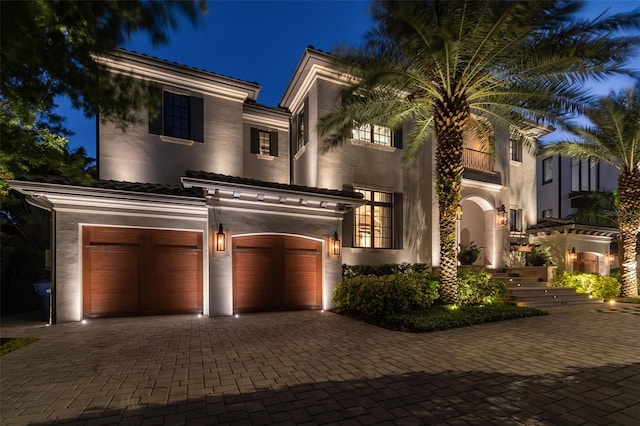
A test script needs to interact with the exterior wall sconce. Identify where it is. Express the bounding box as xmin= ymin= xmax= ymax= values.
xmin=216 ymin=223 xmax=226 ymax=251
xmin=332 ymin=231 xmax=341 ymax=256
xmin=605 ymin=252 xmax=615 ymax=265
xmin=496 ymin=205 xmax=508 ymax=227
xmin=456 ymin=207 xmax=463 ymax=221
xmin=567 ymin=247 xmax=577 ymax=264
